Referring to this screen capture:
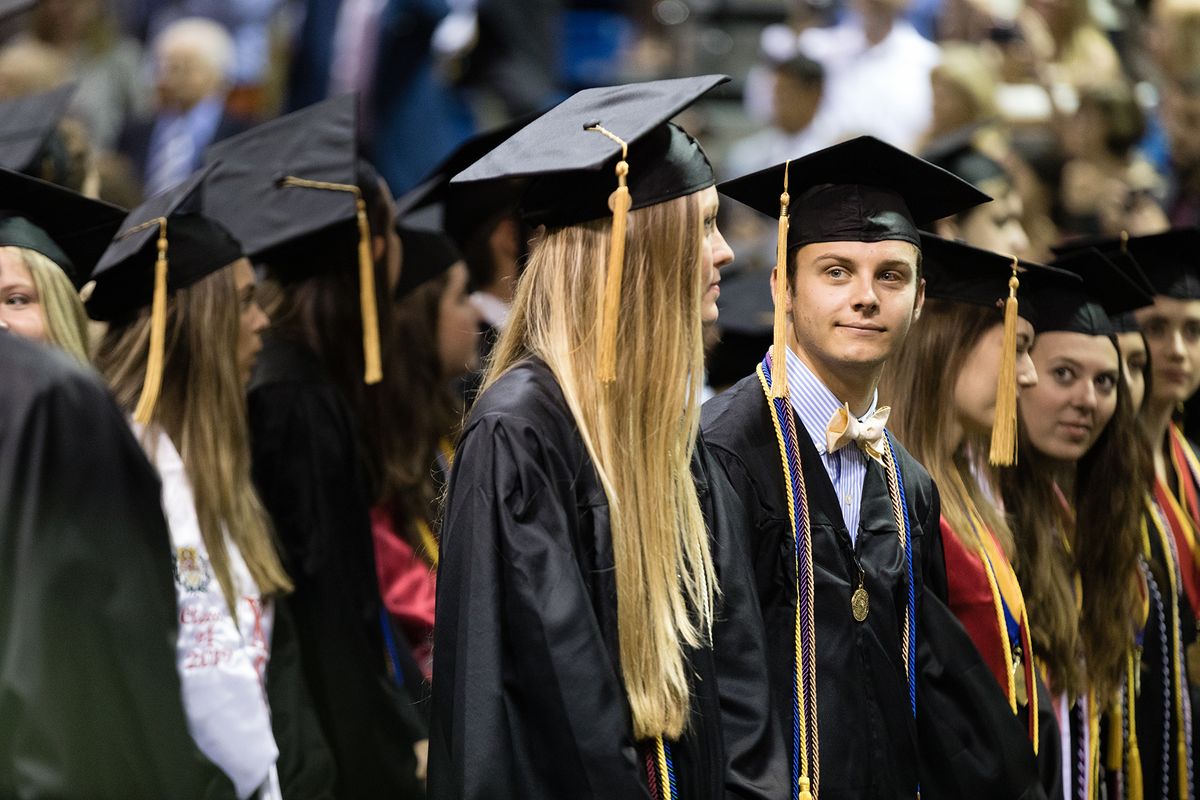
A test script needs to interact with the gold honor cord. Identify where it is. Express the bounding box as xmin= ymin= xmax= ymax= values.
xmin=113 ymin=216 xmax=171 ymax=425
xmin=278 ymin=177 xmax=383 ymax=385
xmin=756 ymin=362 xmax=818 ymax=799
xmin=989 ymin=256 xmax=1020 ymax=466
xmin=770 ymin=161 xmax=791 ymax=399
xmin=584 ymin=124 xmax=631 ymax=384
